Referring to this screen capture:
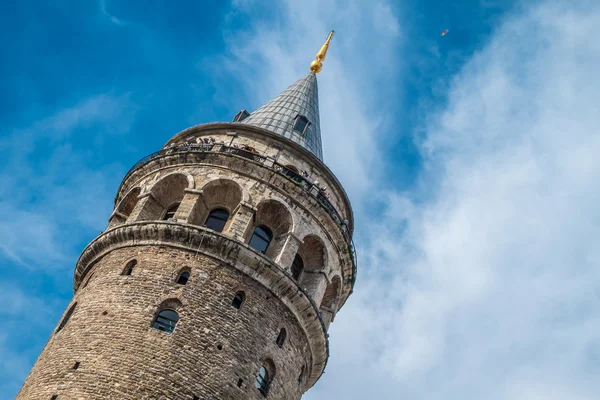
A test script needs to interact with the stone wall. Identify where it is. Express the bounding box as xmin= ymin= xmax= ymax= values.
xmin=17 ymin=246 xmax=310 ymax=400
xmin=18 ymin=124 xmax=354 ymax=399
